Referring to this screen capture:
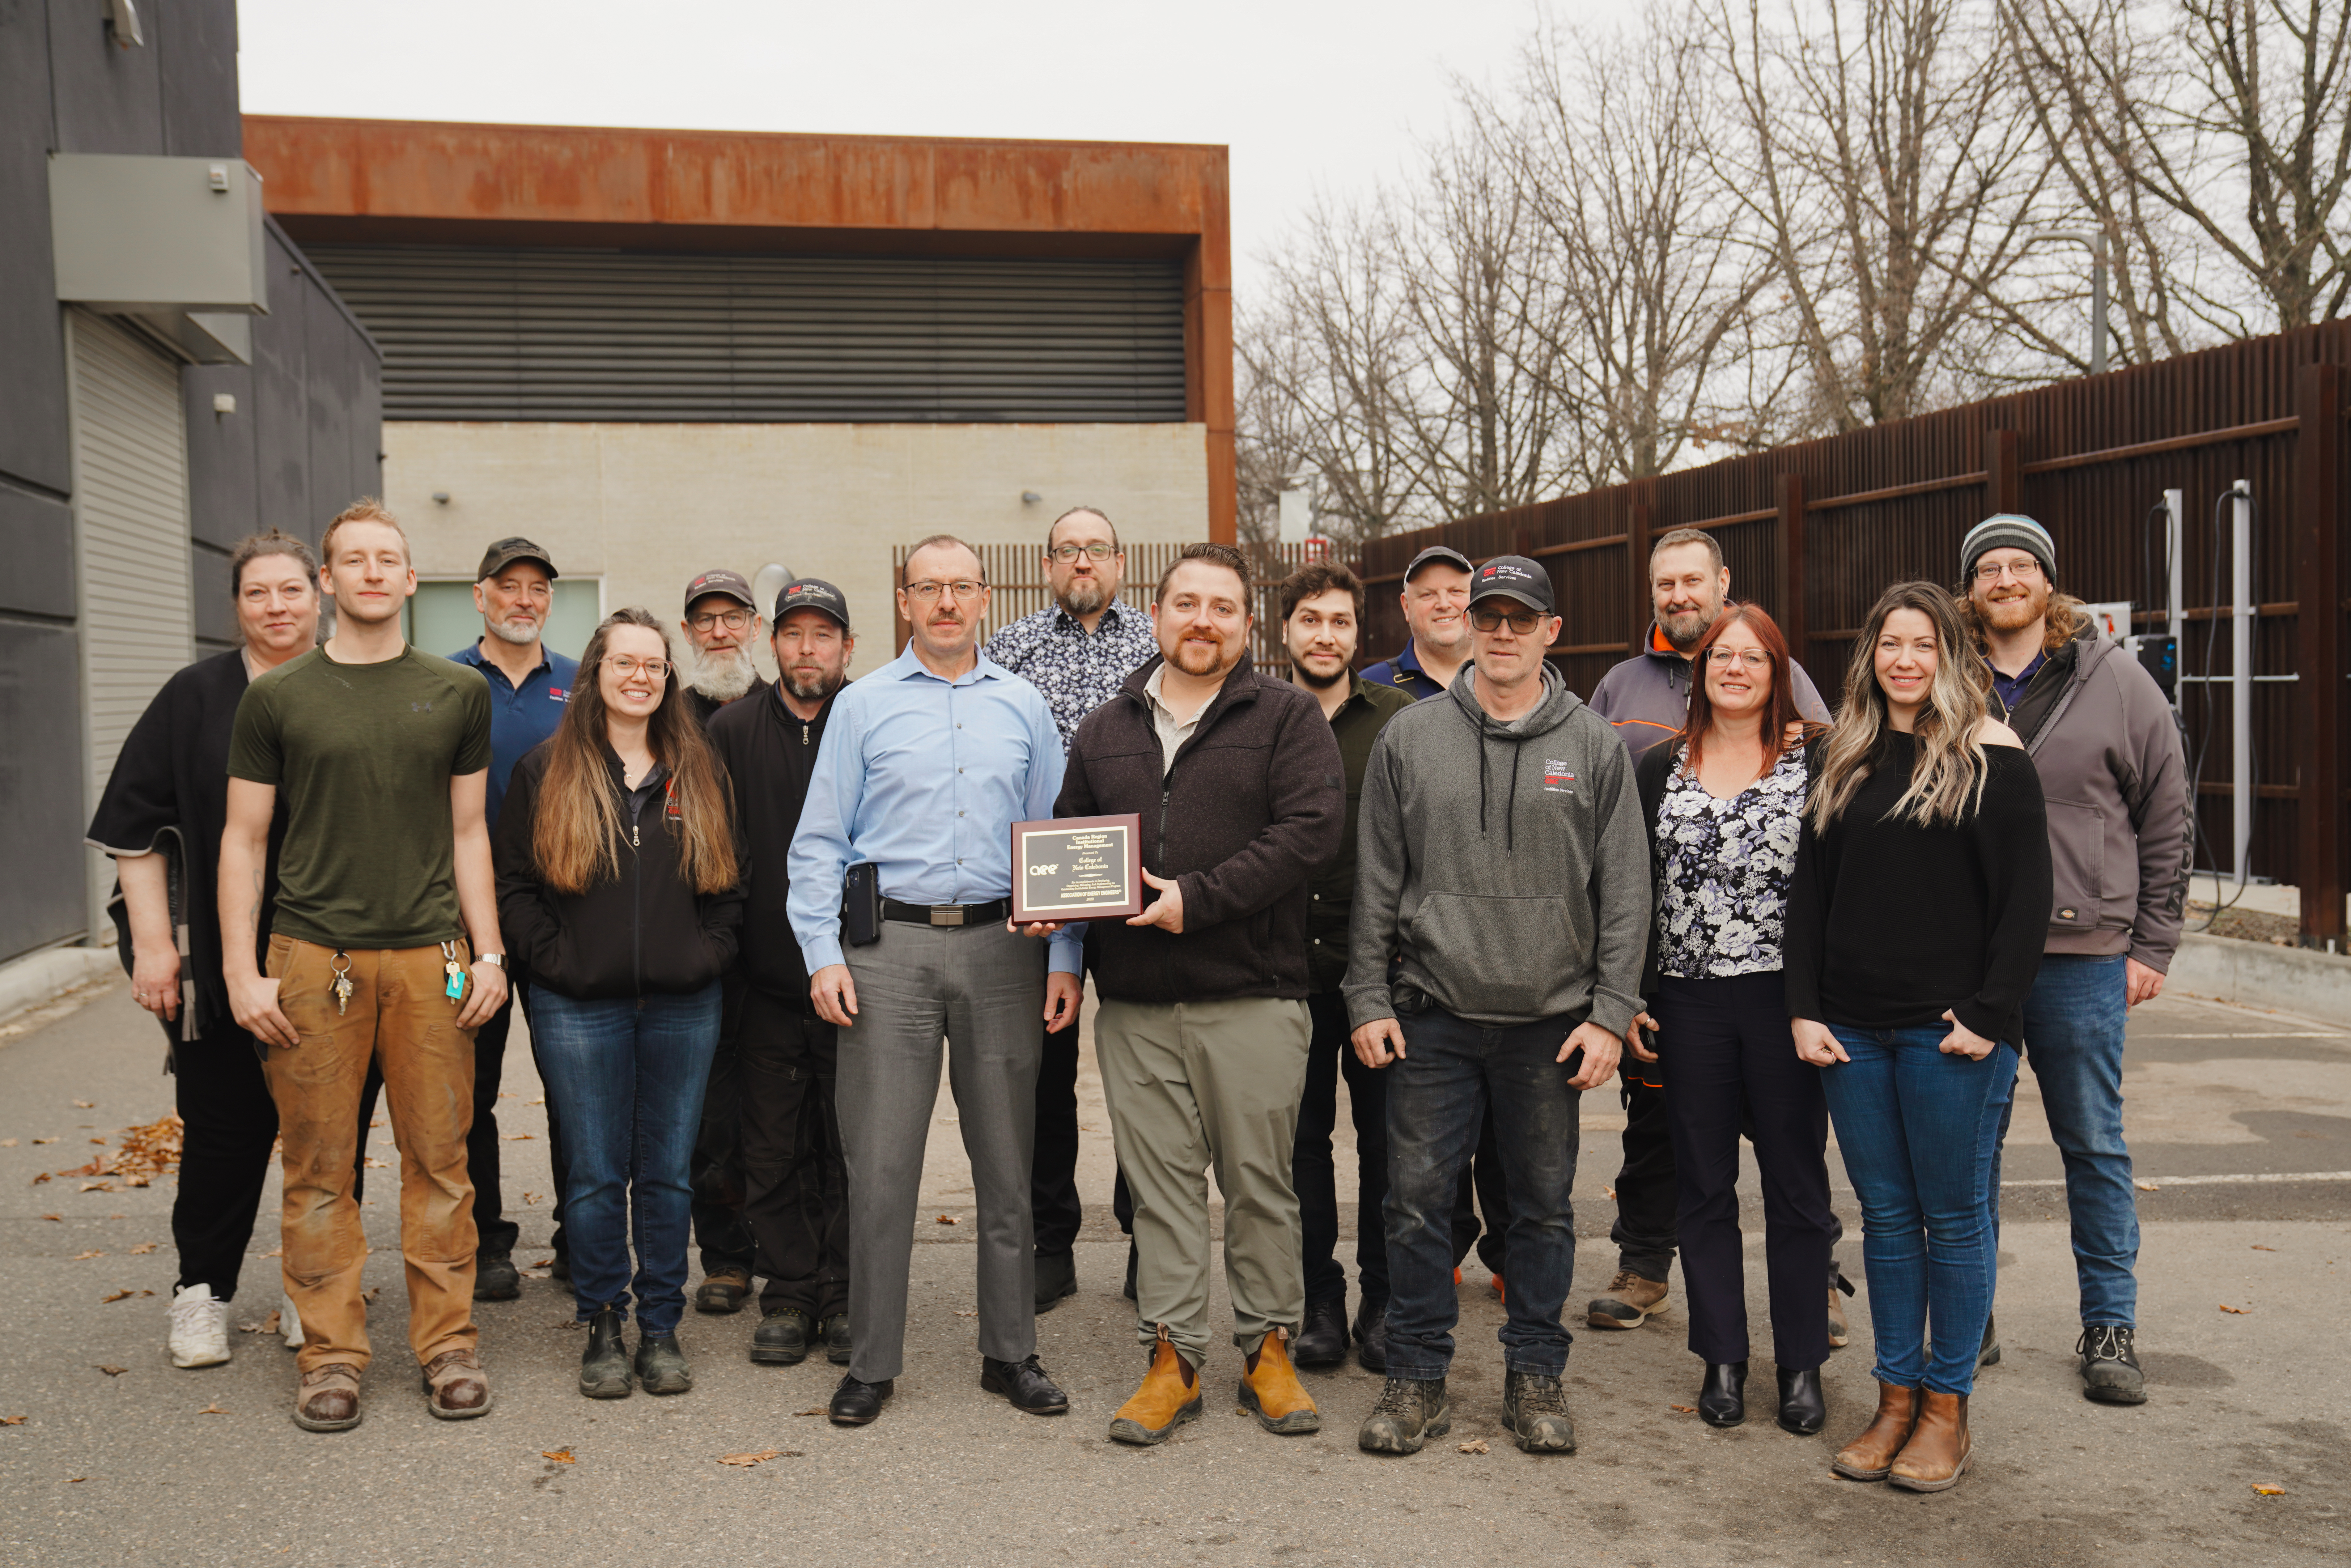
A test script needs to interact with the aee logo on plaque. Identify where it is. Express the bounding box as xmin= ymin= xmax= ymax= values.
xmin=1010 ymin=814 xmax=1145 ymax=922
